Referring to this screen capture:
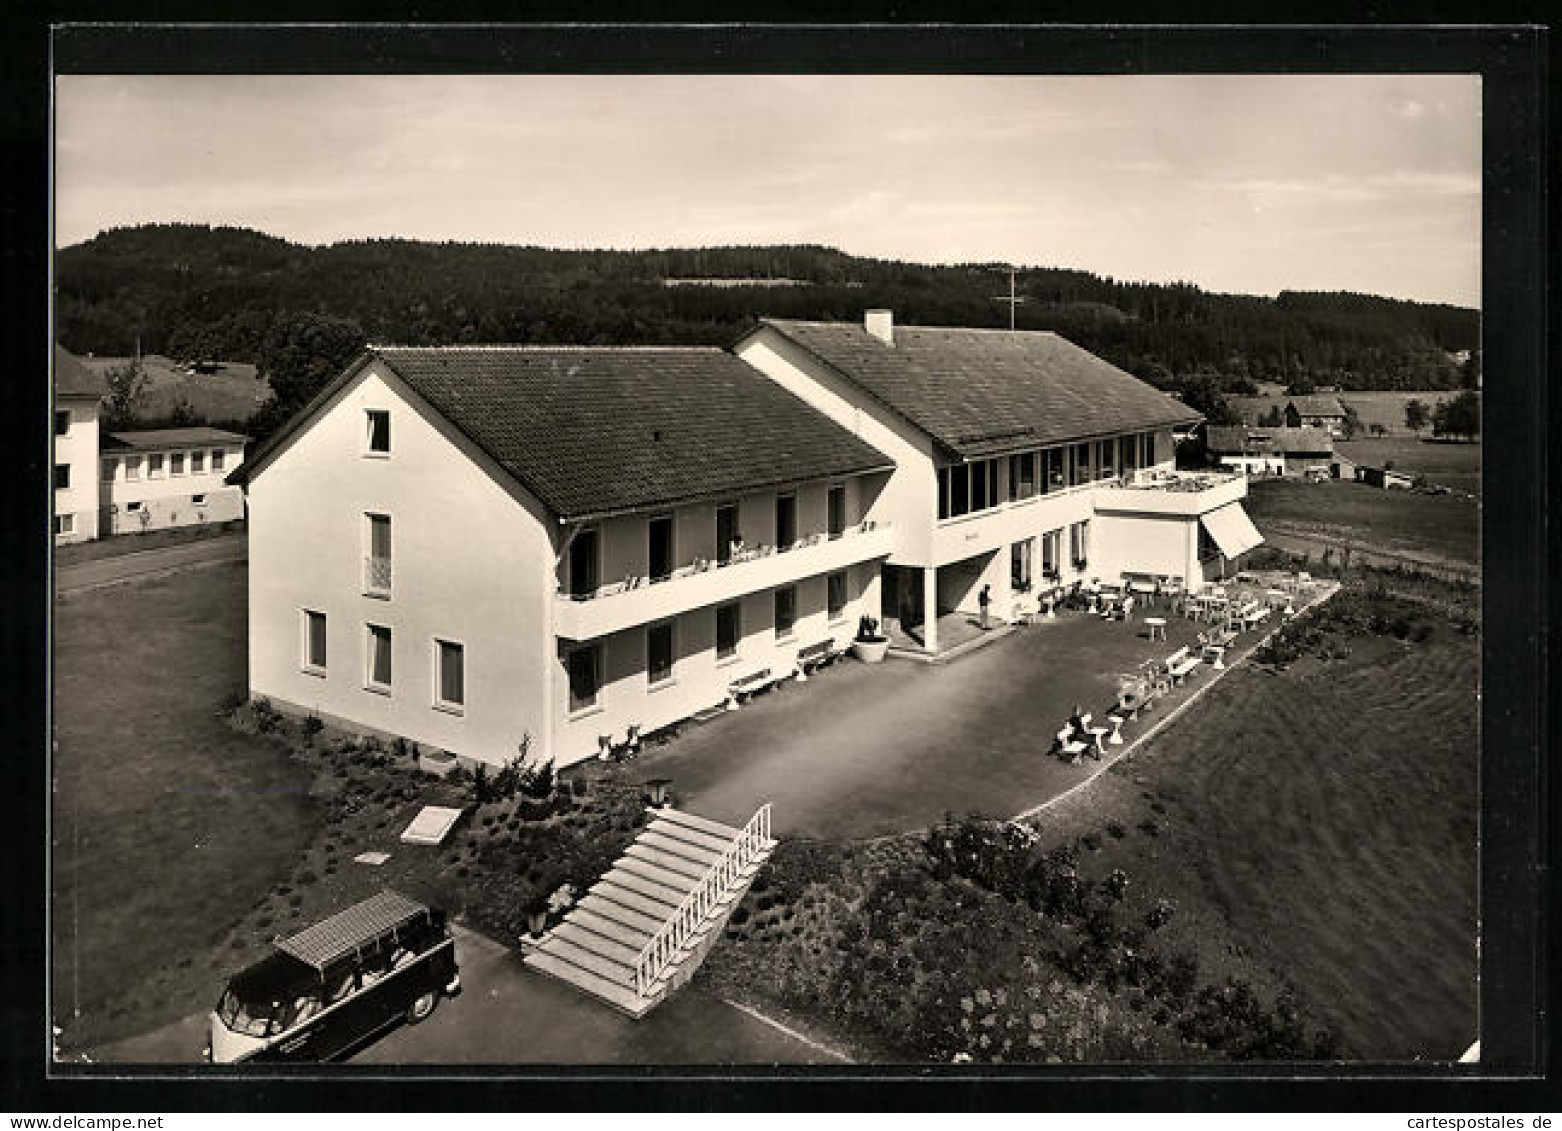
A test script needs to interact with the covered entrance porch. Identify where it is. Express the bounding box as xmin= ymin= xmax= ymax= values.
xmin=881 ymin=551 xmax=1010 ymax=655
